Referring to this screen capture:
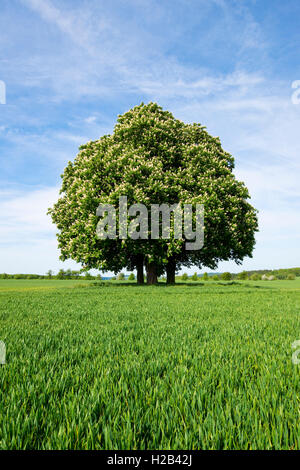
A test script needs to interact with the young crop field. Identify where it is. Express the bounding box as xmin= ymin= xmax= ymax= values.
xmin=0 ymin=280 xmax=300 ymax=450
